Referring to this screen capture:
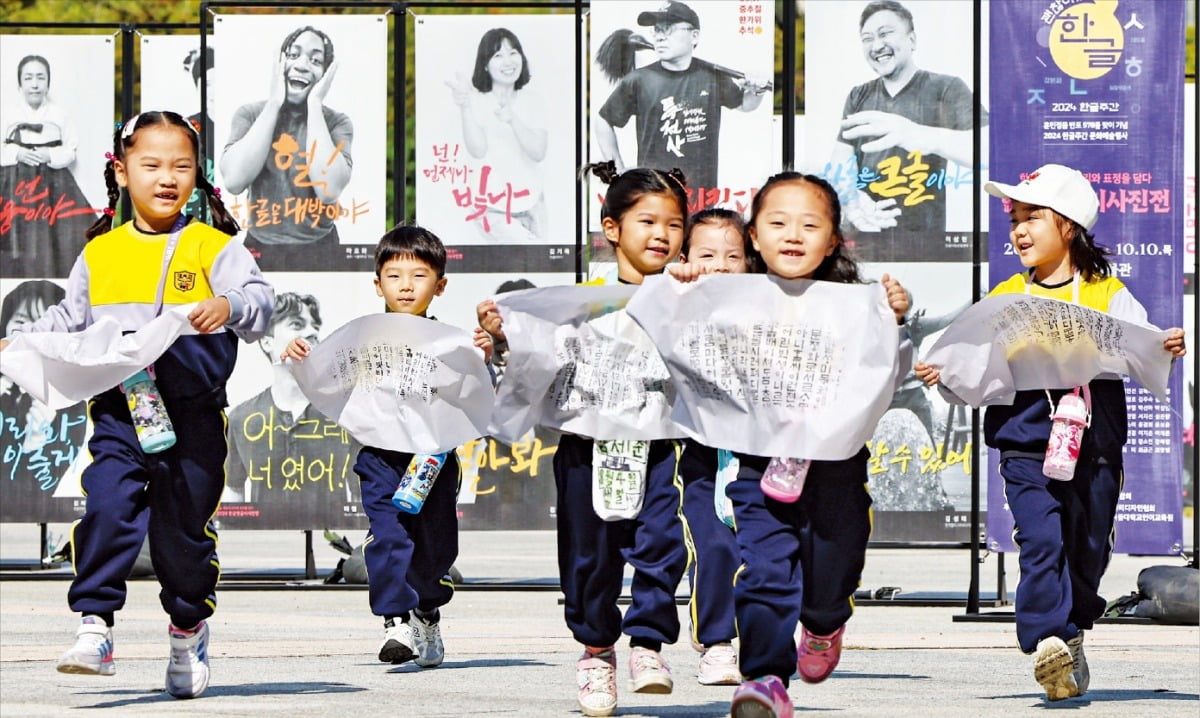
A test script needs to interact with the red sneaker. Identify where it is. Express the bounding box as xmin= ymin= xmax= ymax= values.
xmin=796 ymin=625 xmax=844 ymax=684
